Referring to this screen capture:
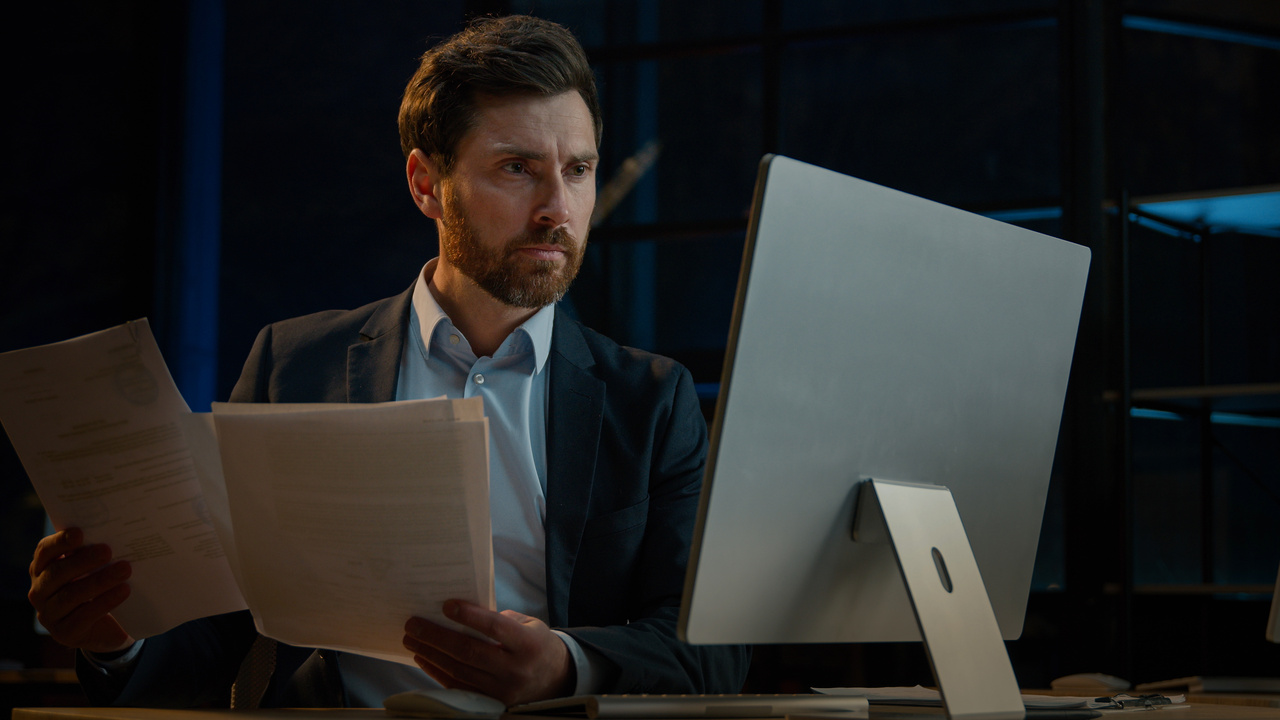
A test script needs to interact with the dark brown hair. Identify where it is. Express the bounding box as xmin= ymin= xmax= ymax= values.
xmin=398 ymin=15 xmax=602 ymax=173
